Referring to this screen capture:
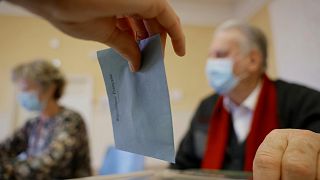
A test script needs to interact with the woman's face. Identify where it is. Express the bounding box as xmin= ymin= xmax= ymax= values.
xmin=16 ymin=78 xmax=41 ymax=97
xmin=16 ymin=78 xmax=54 ymax=111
